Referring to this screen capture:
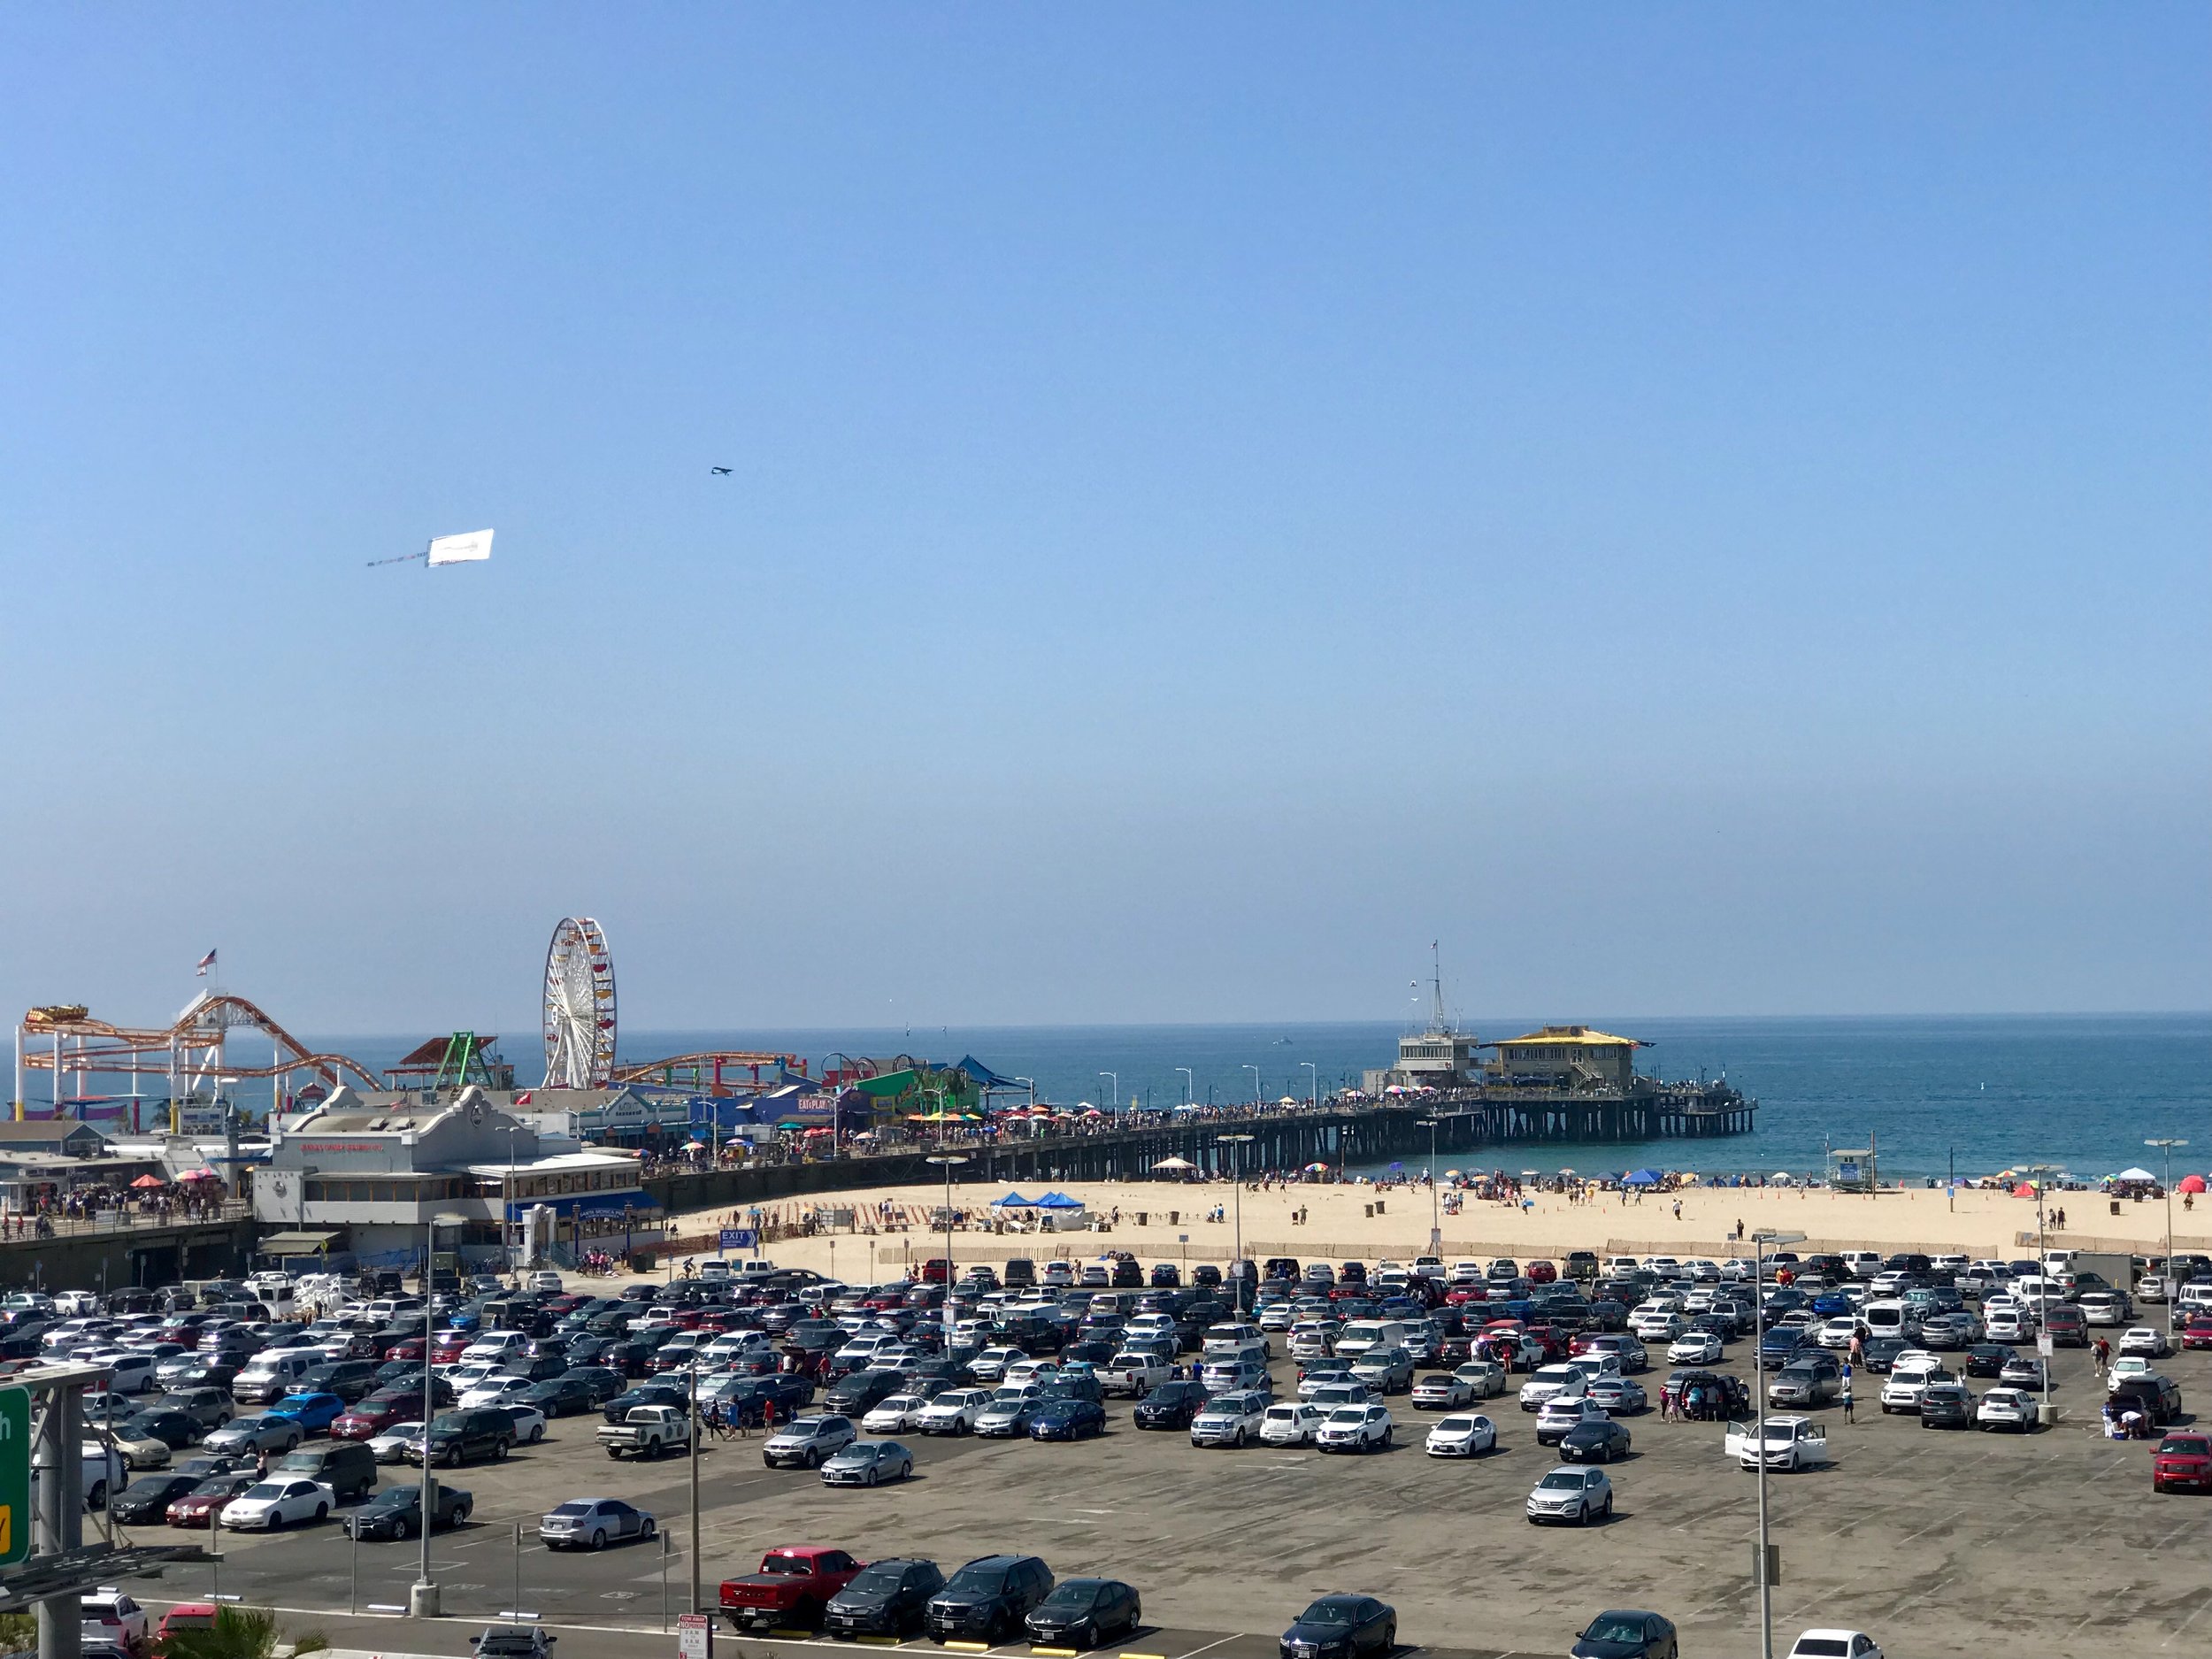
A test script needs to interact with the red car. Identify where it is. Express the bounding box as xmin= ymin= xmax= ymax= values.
xmin=331 ymin=1394 xmax=417 ymax=1439
xmin=2154 ymin=1432 xmax=2212 ymax=1493
xmin=2180 ymin=1317 xmax=2212 ymax=1352
xmin=429 ymin=1333 xmax=472 ymax=1365
xmin=166 ymin=1473 xmax=260 ymax=1528
xmin=1525 ymin=1260 xmax=1559 ymax=1286
xmin=385 ymin=1337 xmax=427 ymax=1365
